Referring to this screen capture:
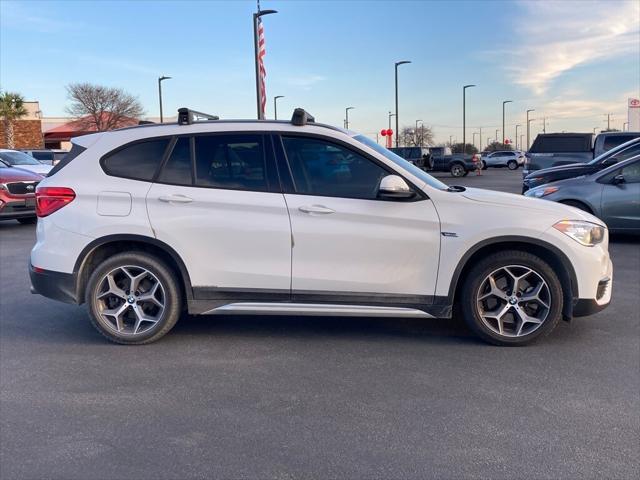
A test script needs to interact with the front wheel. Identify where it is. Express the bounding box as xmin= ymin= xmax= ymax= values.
xmin=450 ymin=163 xmax=465 ymax=177
xmin=507 ymin=160 xmax=518 ymax=170
xmin=85 ymin=252 xmax=183 ymax=344
xmin=459 ymin=250 xmax=563 ymax=346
